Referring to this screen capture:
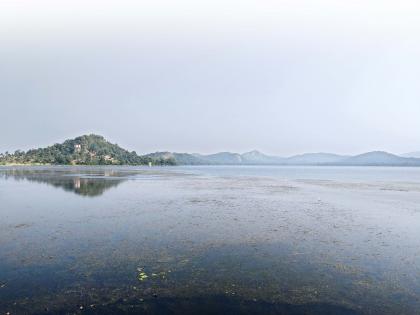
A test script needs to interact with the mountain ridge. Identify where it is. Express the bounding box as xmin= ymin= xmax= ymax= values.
xmin=284 ymin=153 xmax=349 ymax=165
xmin=401 ymin=151 xmax=420 ymax=159
xmin=1 ymin=134 xmax=420 ymax=166
xmin=336 ymin=151 xmax=420 ymax=166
